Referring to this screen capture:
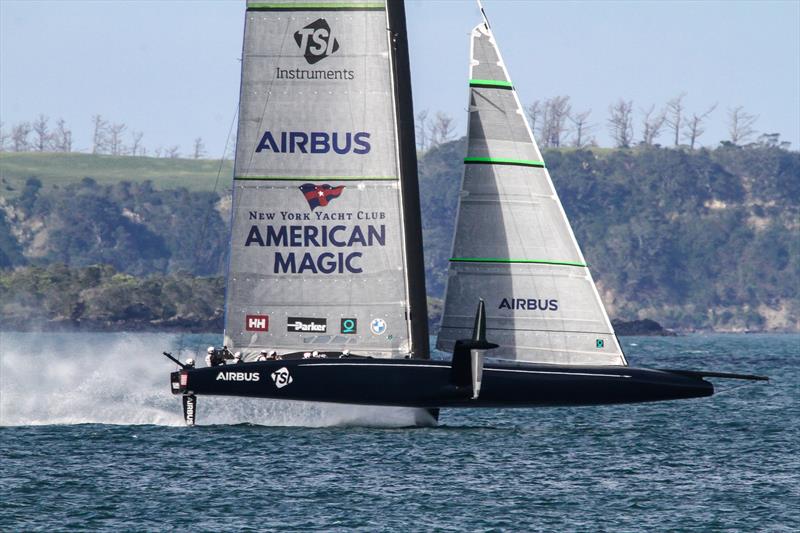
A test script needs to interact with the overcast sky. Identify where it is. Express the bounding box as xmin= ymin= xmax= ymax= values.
xmin=2 ymin=0 xmax=798 ymax=157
